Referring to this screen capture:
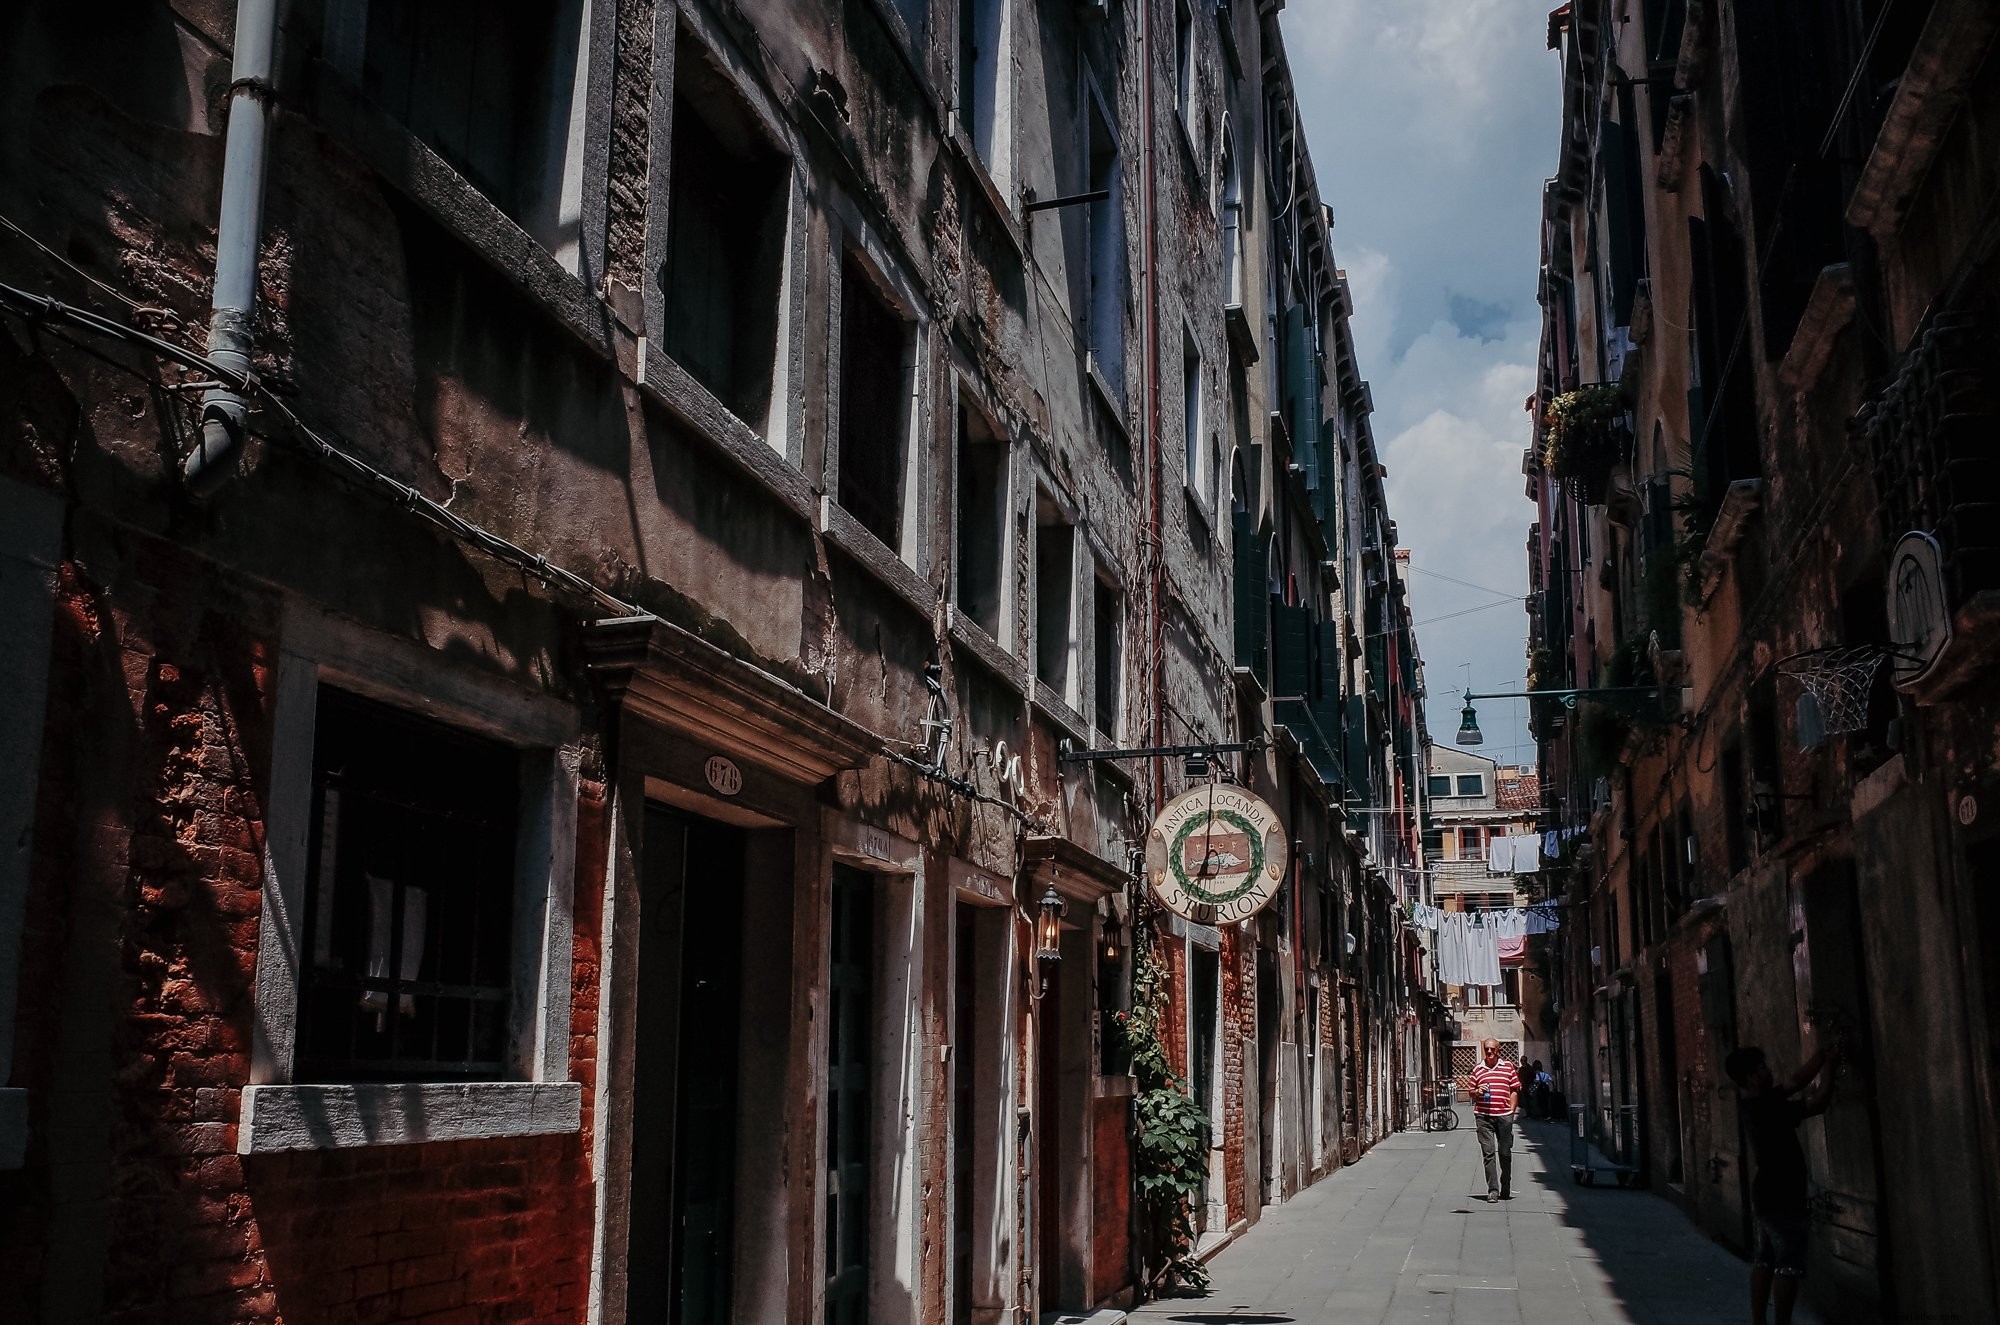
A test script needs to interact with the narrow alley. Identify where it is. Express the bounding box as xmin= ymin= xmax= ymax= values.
xmin=1132 ymin=1114 xmax=1818 ymax=1325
